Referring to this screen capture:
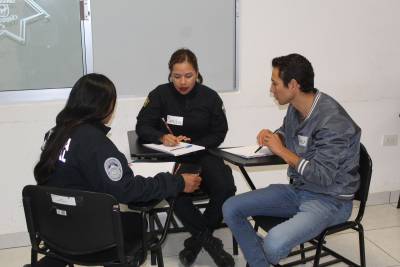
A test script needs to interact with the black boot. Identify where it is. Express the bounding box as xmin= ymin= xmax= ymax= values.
xmin=201 ymin=231 xmax=235 ymax=267
xmin=178 ymin=235 xmax=203 ymax=266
